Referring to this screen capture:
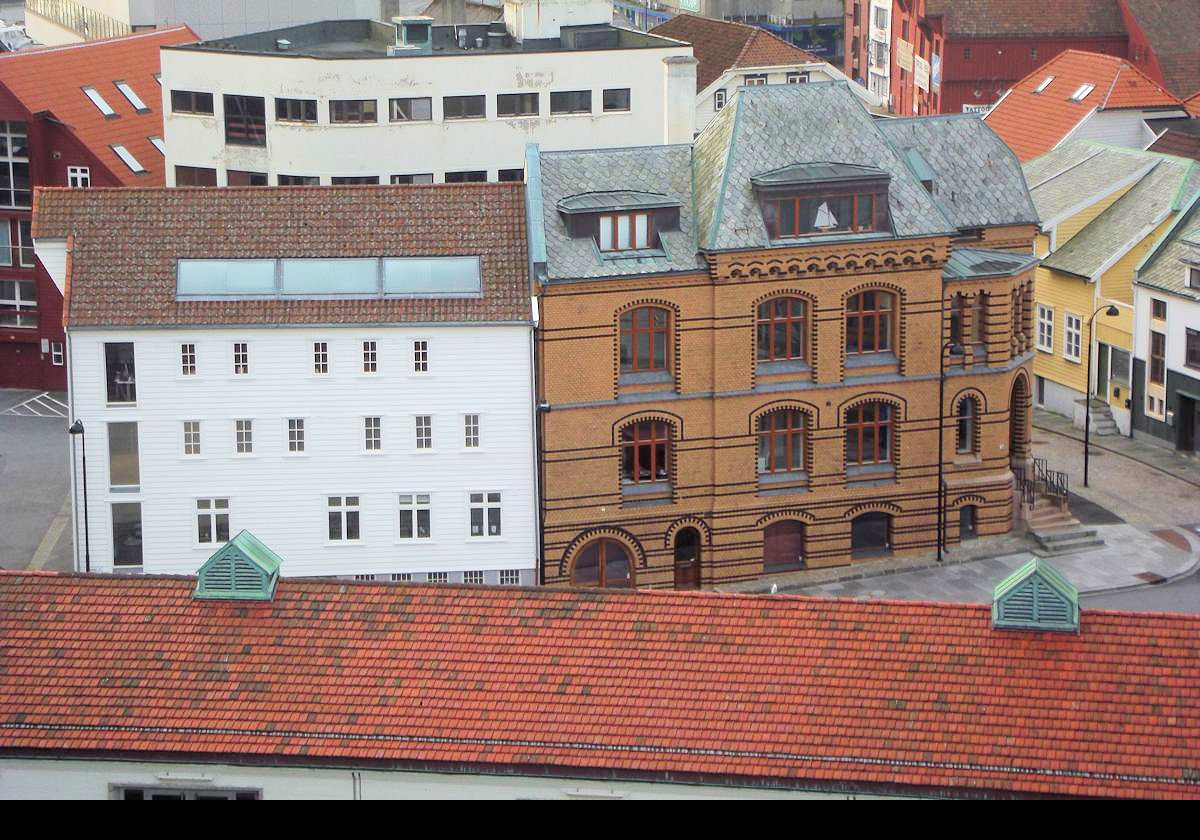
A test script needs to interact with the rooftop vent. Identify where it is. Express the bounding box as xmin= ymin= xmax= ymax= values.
xmin=194 ymin=530 xmax=282 ymax=601
xmin=274 ymin=38 xmax=291 ymax=51
xmin=992 ymin=558 xmax=1079 ymax=633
